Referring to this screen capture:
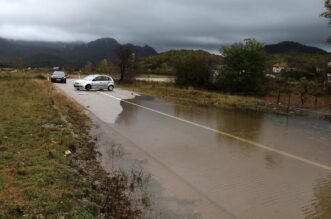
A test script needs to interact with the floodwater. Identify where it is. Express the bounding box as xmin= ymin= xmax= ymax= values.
xmin=55 ymin=81 xmax=331 ymax=218
xmin=109 ymin=95 xmax=331 ymax=219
